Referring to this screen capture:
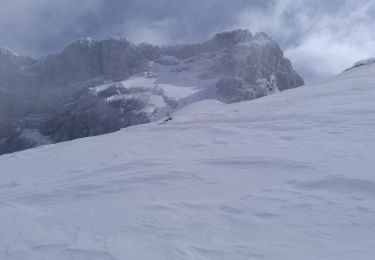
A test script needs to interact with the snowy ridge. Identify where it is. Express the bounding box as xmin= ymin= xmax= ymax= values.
xmin=0 ymin=62 xmax=374 ymax=259
xmin=345 ymin=58 xmax=375 ymax=71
